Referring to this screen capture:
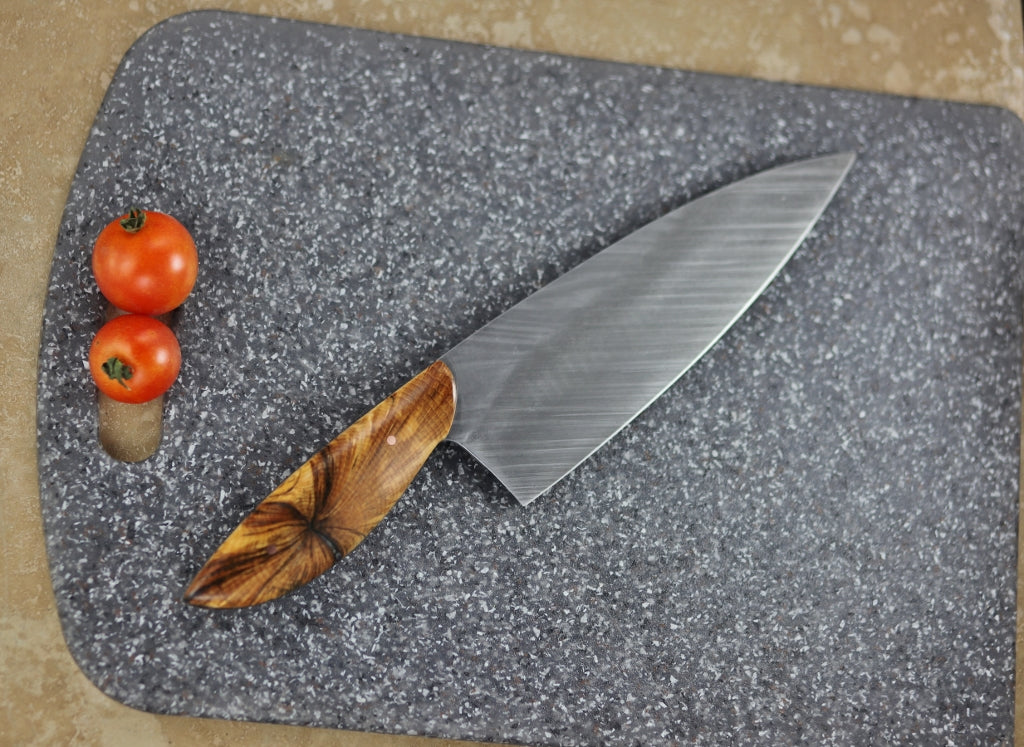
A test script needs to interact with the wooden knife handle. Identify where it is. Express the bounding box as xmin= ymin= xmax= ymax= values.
xmin=184 ymin=360 xmax=456 ymax=609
